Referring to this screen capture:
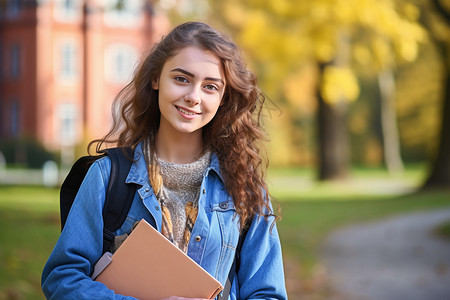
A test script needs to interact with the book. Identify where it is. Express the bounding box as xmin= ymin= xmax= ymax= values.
xmin=93 ymin=219 xmax=223 ymax=300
